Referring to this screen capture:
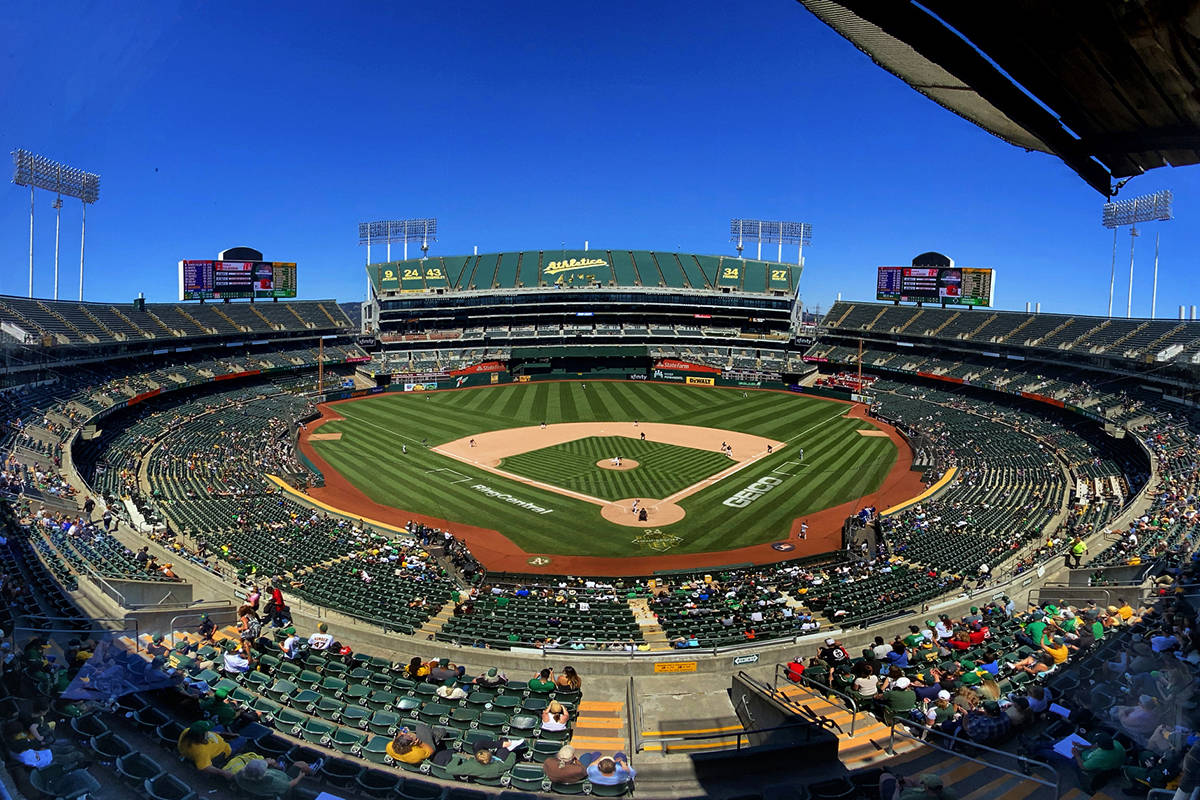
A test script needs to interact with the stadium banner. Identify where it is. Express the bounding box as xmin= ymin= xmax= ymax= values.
xmin=344 ymin=355 xmax=372 ymax=364
xmin=404 ymin=382 xmax=440 ymax=392
xmin=917 ymin=371 xmax=963 ymax=384
xmin=517 ymin=375 xmax=532 ymax=383
xmin=1021 ymin=391 xmax=1064 ymax=408
xmin=449 ymin=361 xmax=506 ymax=376
xmin=392 ymin=371 xmax=450 ymax=383
xmin=685 ymin=376 xmax=715 ymax=386
xmin=356 ymin=335 xmax=378 ymax=348
xmin=126 ymin=388 xmax=162 ymax=407
xmin=649 ymin=369 xmax=686 ymax=382
xmin=653 ymin=359 xmax=721 ymax=375
xmin=214 ymin=369 xmax=262 ymax=381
